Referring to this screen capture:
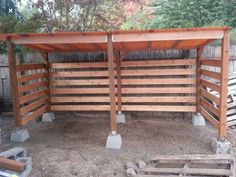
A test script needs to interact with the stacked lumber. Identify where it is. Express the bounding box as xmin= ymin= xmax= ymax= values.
xmin=138 ymin=154 xmax=235 ymax=177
